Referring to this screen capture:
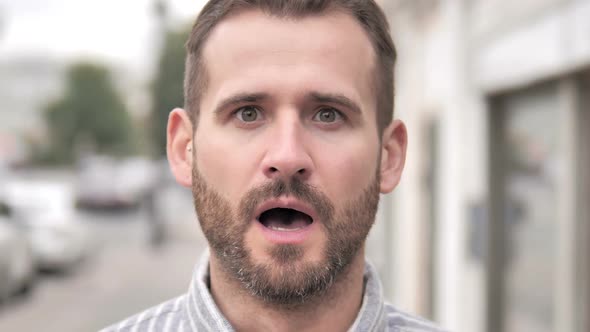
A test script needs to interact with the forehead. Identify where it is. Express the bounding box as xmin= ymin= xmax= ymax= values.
xmin=199 ymin=9 xmax=377 ymax=110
